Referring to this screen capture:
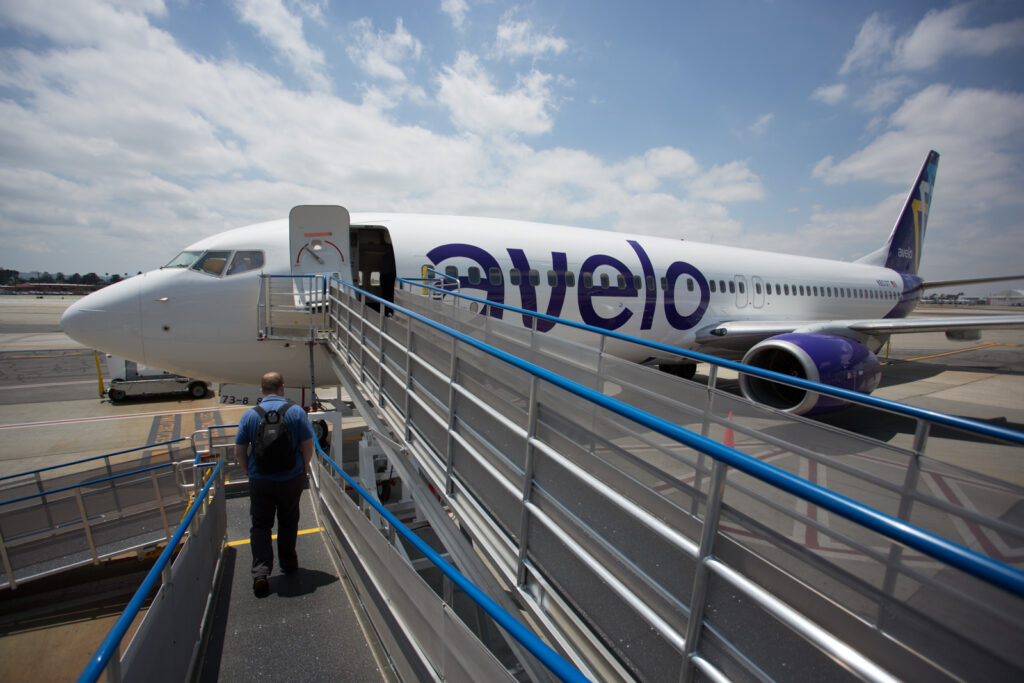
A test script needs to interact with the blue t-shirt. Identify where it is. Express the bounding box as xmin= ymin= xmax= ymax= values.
xmin=234 ymin=395 xmax=315 ymax=481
